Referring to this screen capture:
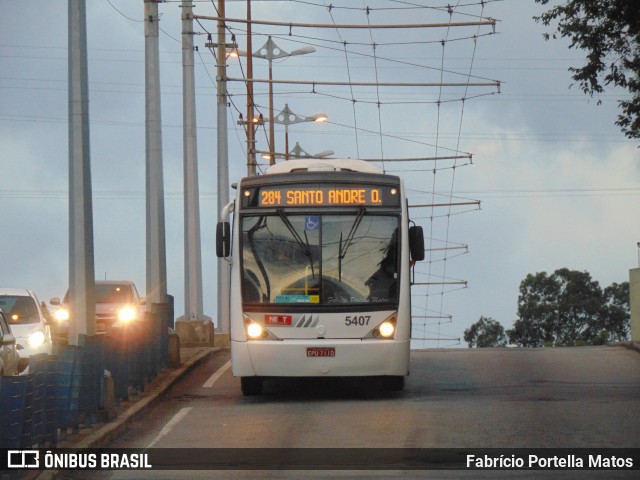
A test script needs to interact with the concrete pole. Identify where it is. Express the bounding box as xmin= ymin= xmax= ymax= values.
xmin=68 ymin=0 xmax=96 ymax=345
xmin=216 ymin=0 xmax=230 ymax=336
xmin=144 ymin=0 xmax=167 ymax=307
xmin=178 ymin=0 xmax=211 ymax=332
